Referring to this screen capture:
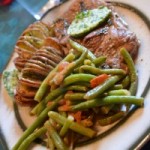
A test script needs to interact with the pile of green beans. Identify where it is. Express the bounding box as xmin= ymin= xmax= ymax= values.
xmin=12 ymin=40 xmax=144 ymax=150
